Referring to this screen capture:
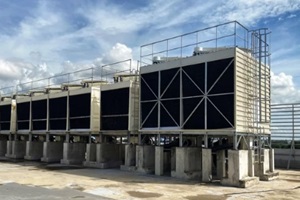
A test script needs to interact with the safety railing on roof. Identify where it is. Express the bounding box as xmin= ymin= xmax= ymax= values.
xmin=140 ymin=21 xmax=250 ymax=66
xmin=0 ymin=59 xmax=135 ymax=97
